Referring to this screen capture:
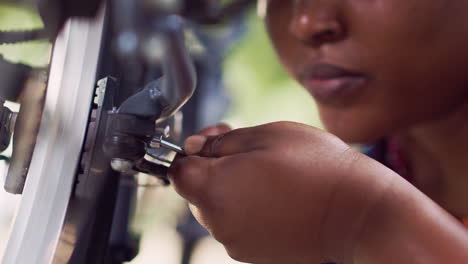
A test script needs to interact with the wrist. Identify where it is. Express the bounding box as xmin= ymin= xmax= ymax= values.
xmin=352 ymin=165 xmax=468 ymax=264
xmin=318 ymin=151 xmax=401 ymax=263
